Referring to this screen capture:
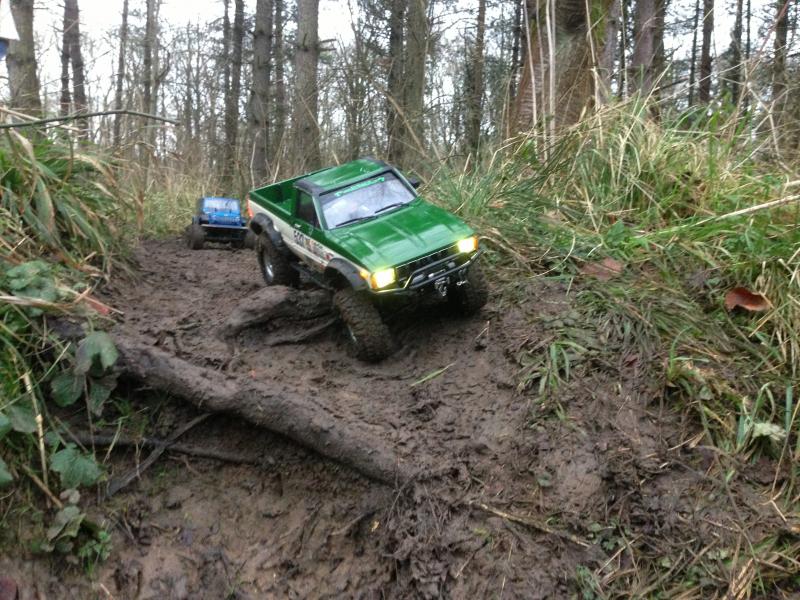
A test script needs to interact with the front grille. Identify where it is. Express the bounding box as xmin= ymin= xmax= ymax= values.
xmin=396 ymin=243 xmax=461 ymax=288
